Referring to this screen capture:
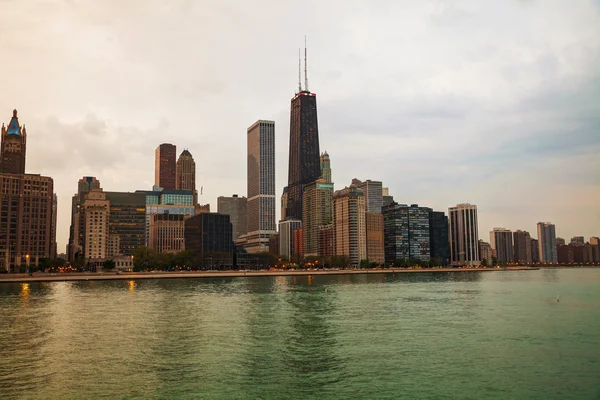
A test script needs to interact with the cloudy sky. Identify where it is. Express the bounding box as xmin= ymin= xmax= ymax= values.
xmin=1 ymin=0 xmax=599 ymax=252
